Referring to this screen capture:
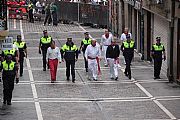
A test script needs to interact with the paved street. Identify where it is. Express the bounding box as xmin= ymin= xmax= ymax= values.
xmin=0 ymin=19 xmax=180 ymax=120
